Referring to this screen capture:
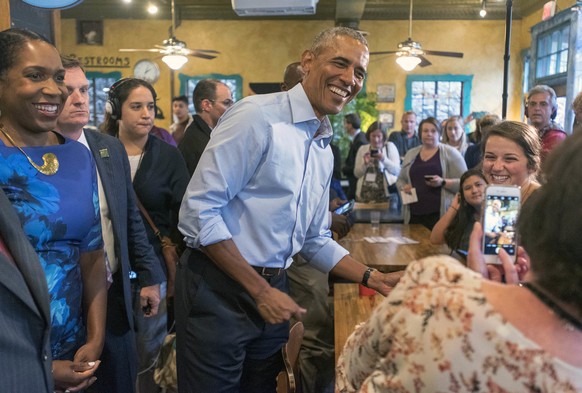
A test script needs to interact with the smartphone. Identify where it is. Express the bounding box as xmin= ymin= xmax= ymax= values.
xmin=424 ymin=175 xmax=435 ymax=181
xmin=370 ymin=149 xmax=379 ymax=157
xmin=481 ymin=185 xmax=520 ymax=264
xmin=334 ymin=199 xmax=355 ymax=215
